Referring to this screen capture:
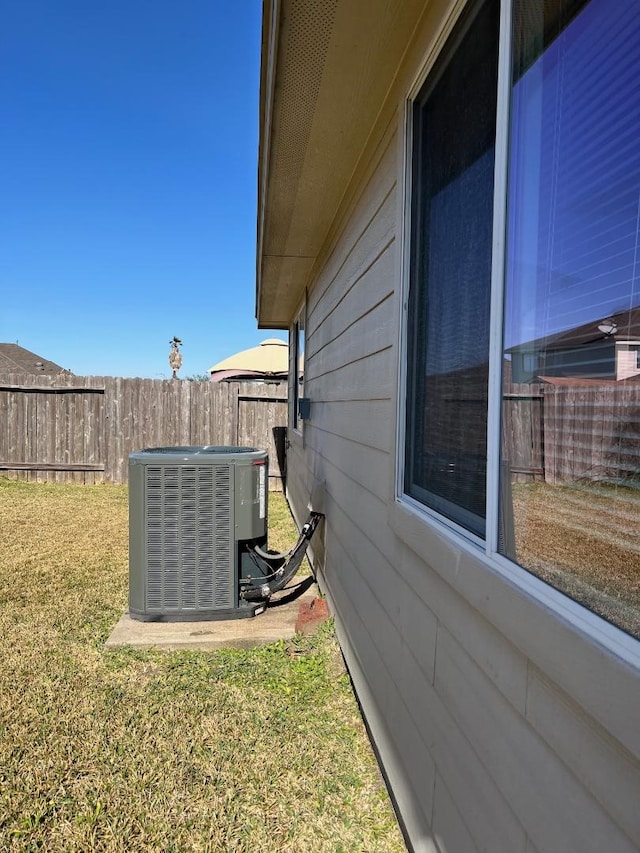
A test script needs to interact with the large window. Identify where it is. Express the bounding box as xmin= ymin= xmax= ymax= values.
xmin=405 ymin=0 xmax=499 ymax=537
xmin=500 ymin=0 xmax=640 ymax=636
xmin=404 ymin=0 xmax=640 ymax=638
